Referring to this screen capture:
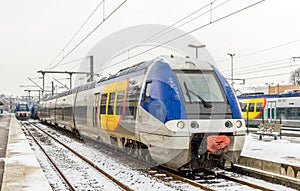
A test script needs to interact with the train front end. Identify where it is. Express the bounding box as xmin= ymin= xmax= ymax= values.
xmin=15 ymin=102 xmax=30 ymax=121
xmin=139 ymin=56 xmax=246 ymax=171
